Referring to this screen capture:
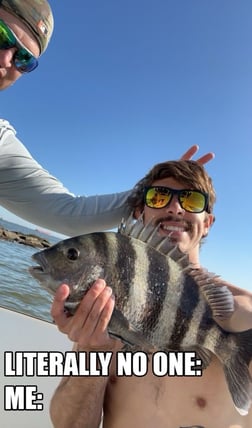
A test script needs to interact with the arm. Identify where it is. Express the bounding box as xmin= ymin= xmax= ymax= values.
xmin=0 ymin=119 xmax=130 ymax=236
xmin=50 ymin=280 xmax=118 ymax=428
xmin=50 ymin=354 xmax=108 ymax=428
xmin=0 ymin=119 xmax=214 ymax=236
